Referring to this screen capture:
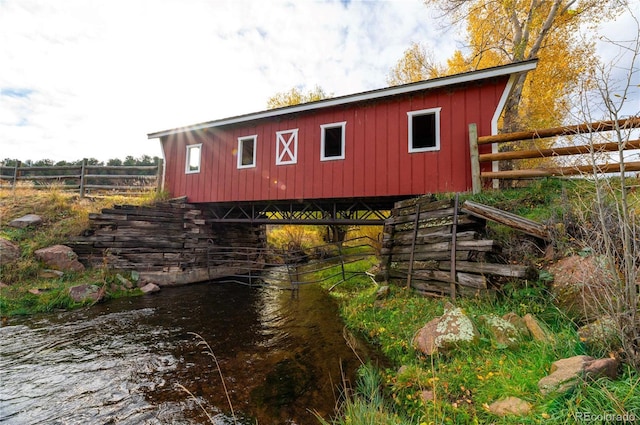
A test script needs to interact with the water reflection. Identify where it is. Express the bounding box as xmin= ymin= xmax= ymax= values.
xmin=0 ymin=273 xmax=375 ymax=424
